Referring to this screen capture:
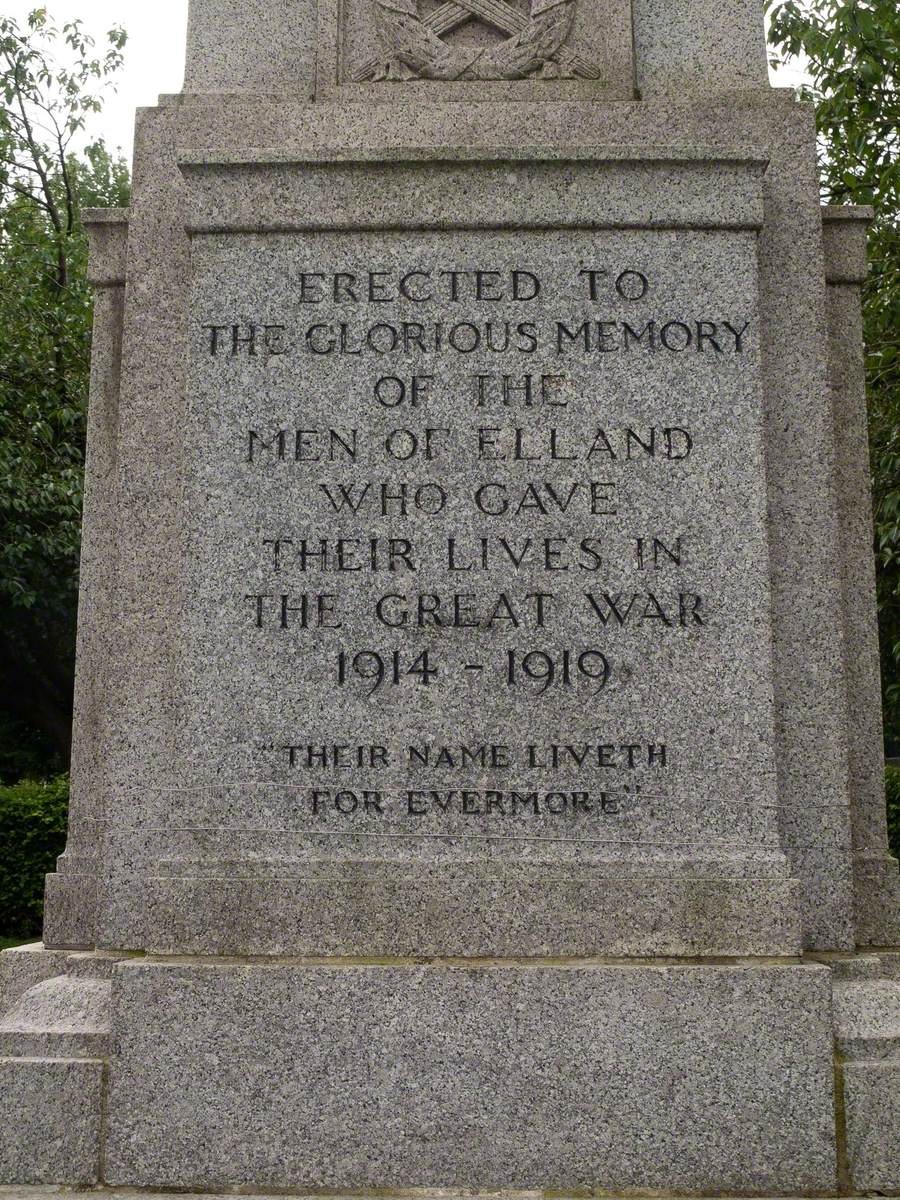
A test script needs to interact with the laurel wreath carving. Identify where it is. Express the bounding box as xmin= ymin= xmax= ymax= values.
xmin=368 ymin=0 xmax=579 ymax=81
